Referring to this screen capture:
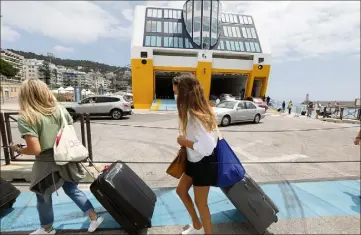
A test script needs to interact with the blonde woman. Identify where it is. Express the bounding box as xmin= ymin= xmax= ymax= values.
xmin=172 ymin=74 xmax=218 ymax=234
xmin=10 ymin=79 xmax=103 ymax=235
